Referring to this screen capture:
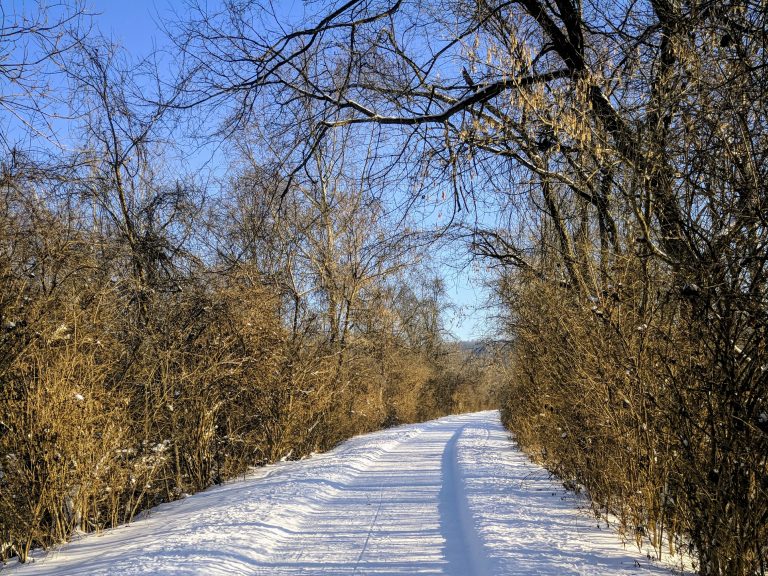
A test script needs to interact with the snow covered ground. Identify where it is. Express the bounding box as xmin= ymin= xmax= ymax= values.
xmin=6 ymin=411 xmax=691 ymax=575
